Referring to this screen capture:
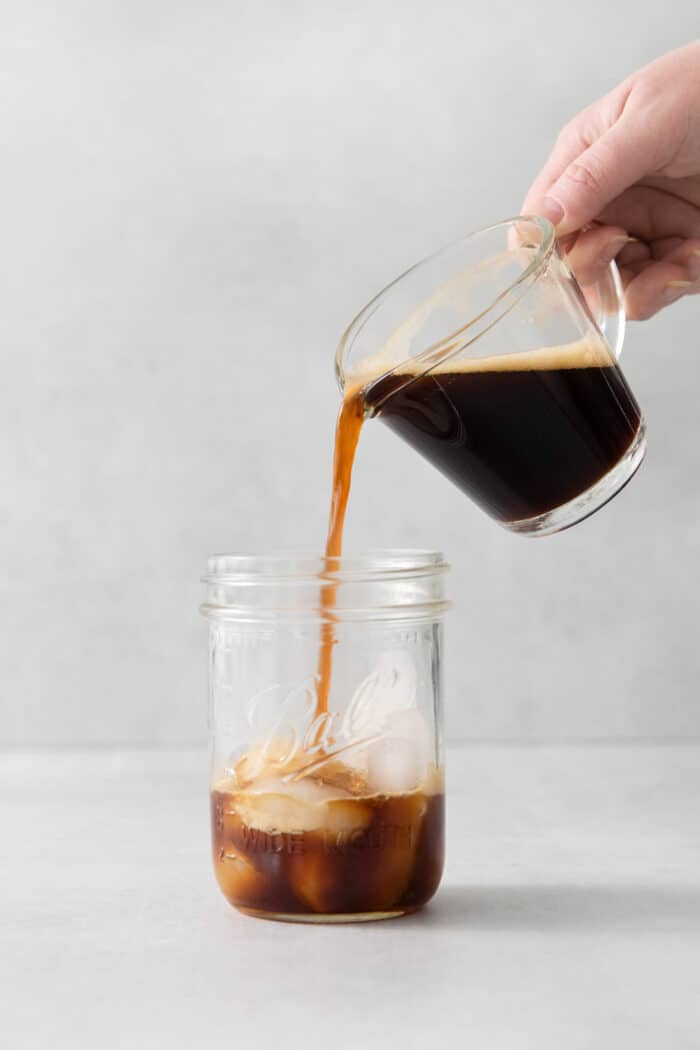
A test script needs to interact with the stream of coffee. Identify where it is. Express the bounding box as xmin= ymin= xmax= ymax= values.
xmin=315 ymin=389 xmax=365 ymax=716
